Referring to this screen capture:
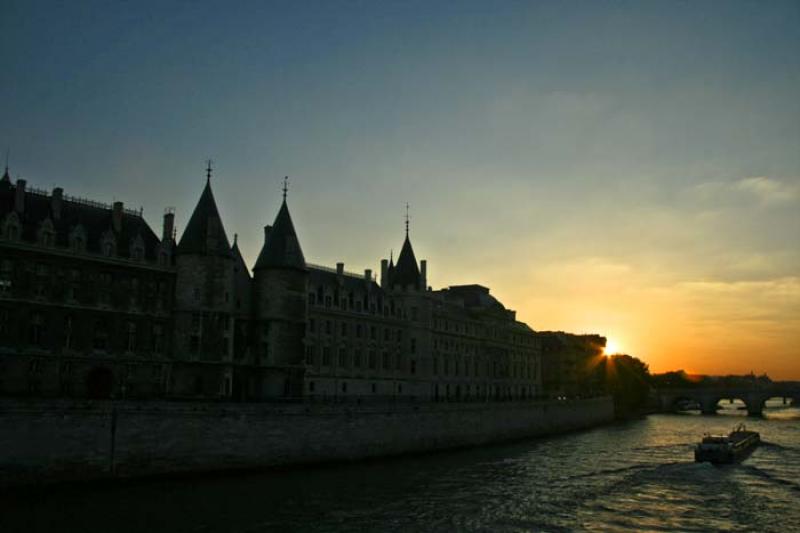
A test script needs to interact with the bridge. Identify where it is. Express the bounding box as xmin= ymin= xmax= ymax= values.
xmin=656 ymin=383 xmax=800 ymax=416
